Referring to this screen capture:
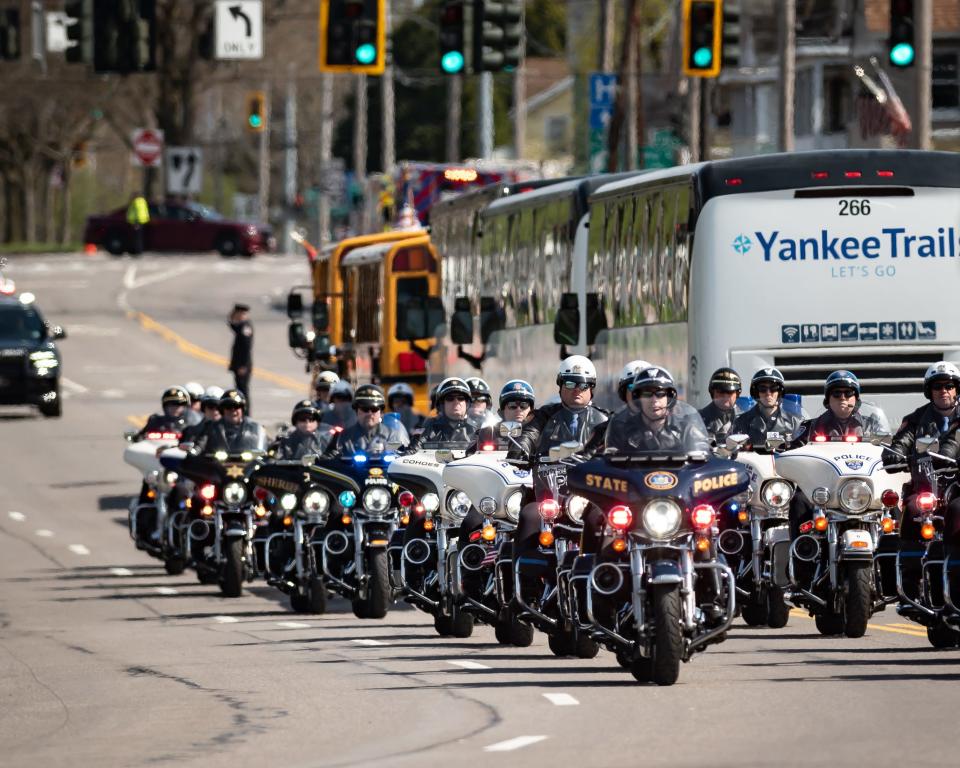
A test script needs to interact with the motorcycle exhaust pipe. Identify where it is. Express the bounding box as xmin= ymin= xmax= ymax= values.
xmin=590 ymin=562 xmax=625 ymax=596
xmin=324 ymin=530 xmax=351 ymax=557
xmin=402 ymin=538 xmax=431 ymax=566
xmin=458 ymin=543 xmax=488 ymax=572
xmin=791 ymin=534 xmax=821 ymax=563
xmin=718 ymin=529 xmax=746 ymax=556
xmin=189 ymin=519 xmax=211 ymax=541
